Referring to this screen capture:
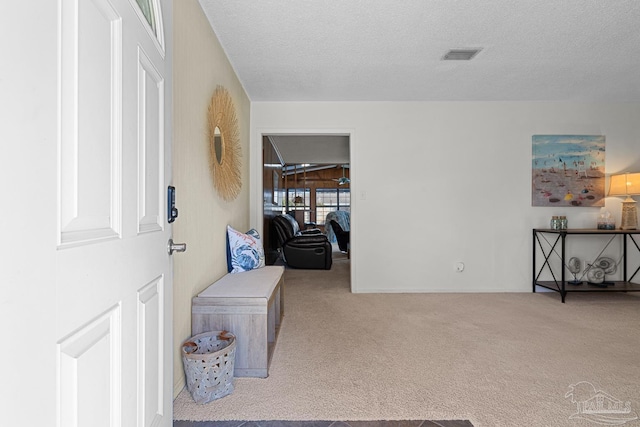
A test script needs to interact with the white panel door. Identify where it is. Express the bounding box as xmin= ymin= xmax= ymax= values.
xmin=56 ymin=0 xmax=172 ymax=426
